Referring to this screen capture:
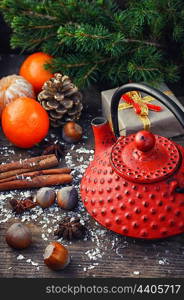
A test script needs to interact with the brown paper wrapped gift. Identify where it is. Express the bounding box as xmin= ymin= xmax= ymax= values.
xmin=101 ymin=83 xmax=184 ymax=138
